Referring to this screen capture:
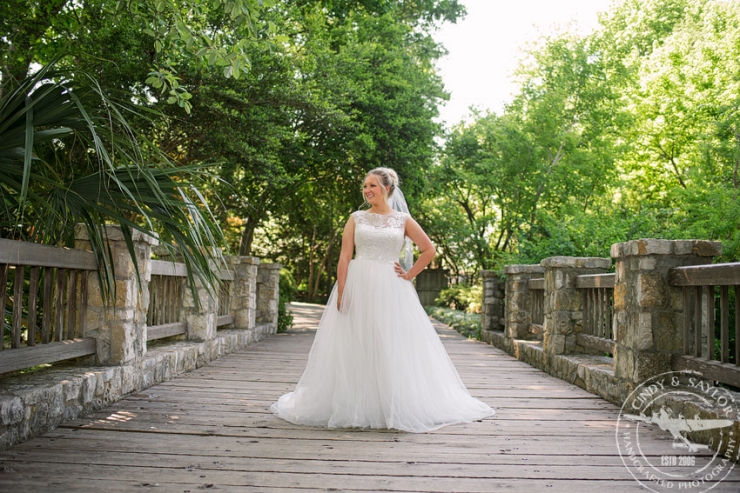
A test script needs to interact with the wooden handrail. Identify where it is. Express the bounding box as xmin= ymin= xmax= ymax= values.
xmin=672 ymin=355 xmax=740 ymax=388
xmin=150 ymin=260 xmax=233 ymax=280
xmin=668 ymin=263 xmax=740 ymax=286
xmin=527 ymin=278 xmax=544 ymax=290
xmin=0 ymin=338 xmax=96 ymax=374
xmin=150 ymin=259 xmax=188 ymax=277
xmin=147 ymin=322 xmax=187 ymax=341
xmin=576 ymin=273 xmax=615 ymax=289
xmin=0 ymin=238 xmax=96 ymax=270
